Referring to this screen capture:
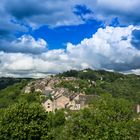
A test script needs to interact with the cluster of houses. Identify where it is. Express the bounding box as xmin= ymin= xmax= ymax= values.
xmin=24 ymin=76 xmax=77 ymax=93
xmin=42 ymin=88 xmax=96 ymax=112
xmin=24 ymin=76 xmax=96 ymax=112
